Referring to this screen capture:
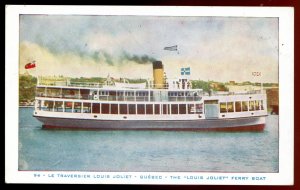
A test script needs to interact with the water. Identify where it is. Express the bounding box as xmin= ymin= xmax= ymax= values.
xmin=19 ymin=108 xmax=279 ymax=172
